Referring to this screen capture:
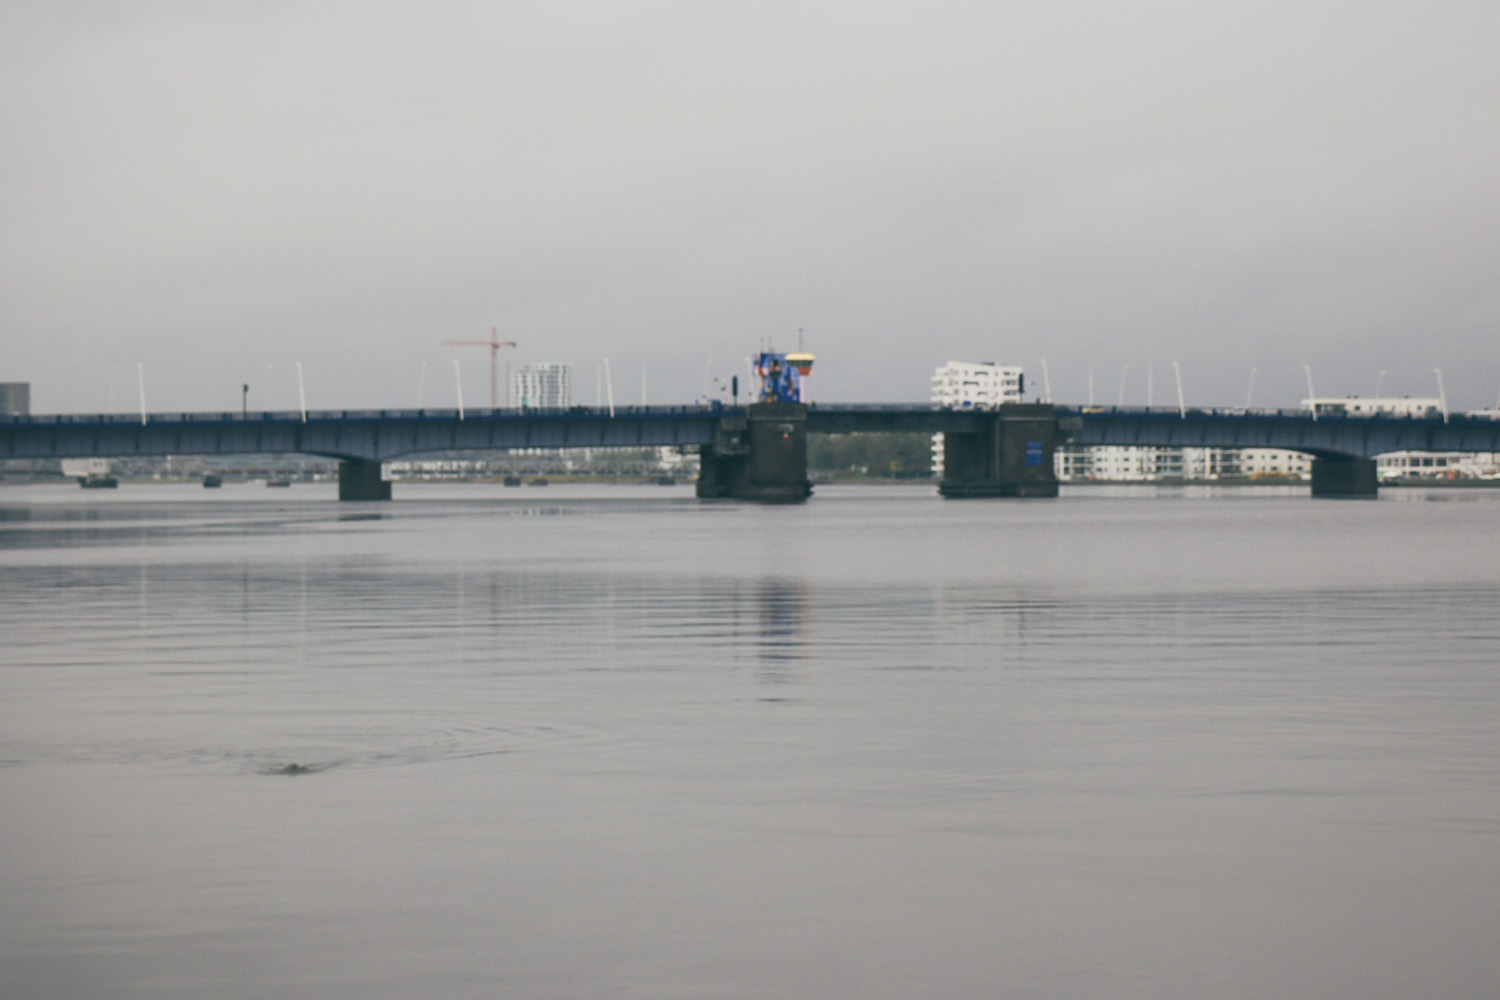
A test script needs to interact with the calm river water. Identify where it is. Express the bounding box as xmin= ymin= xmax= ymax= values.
xmin=2 ymin=481 xmax=1498 ymax=999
